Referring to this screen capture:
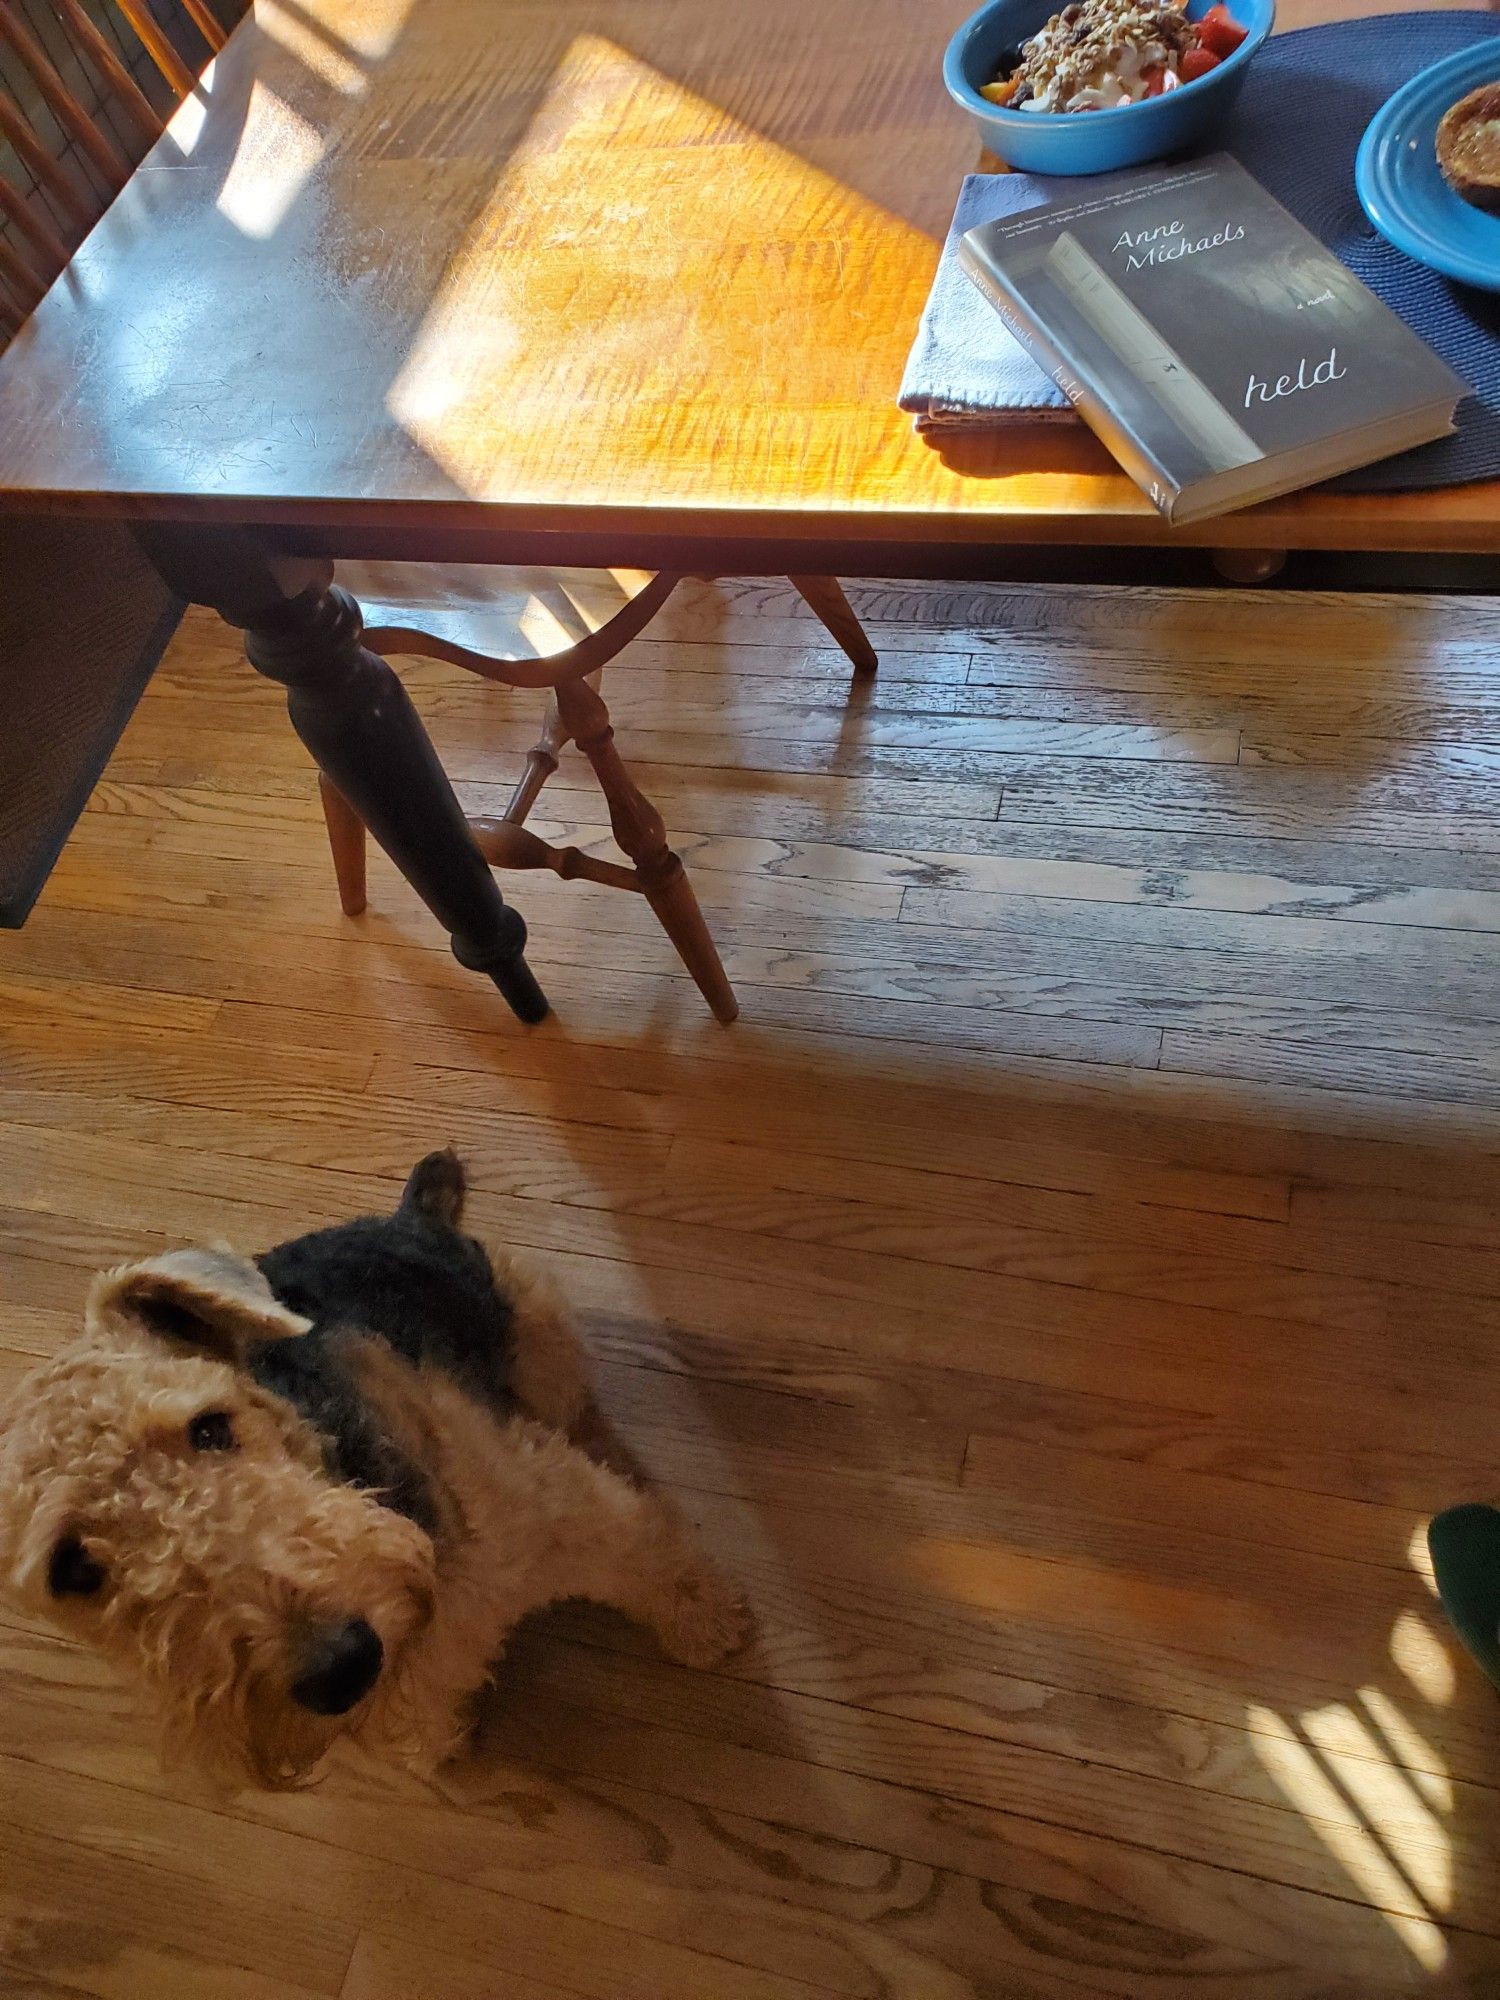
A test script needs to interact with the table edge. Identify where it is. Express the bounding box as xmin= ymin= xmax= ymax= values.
xmin=2 ymin=485 xmax=1498 ymax=562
